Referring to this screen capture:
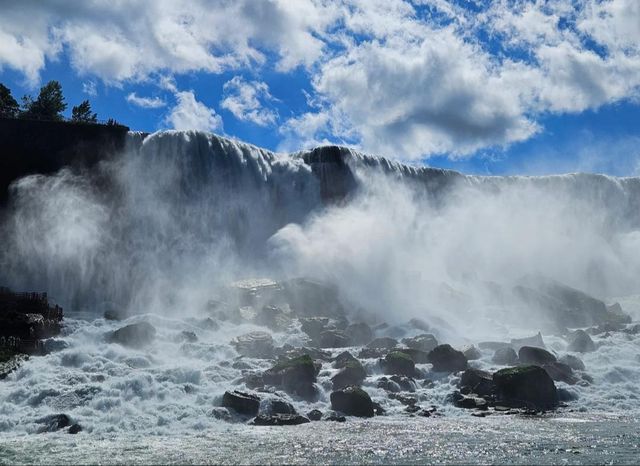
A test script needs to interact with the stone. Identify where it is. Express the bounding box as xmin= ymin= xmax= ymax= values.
xmin=558 ymin=354 xmax=585 ymax=371
xmin=300 ymin=317 xmax=332 ymax=341
xmin=462 ymin=345 xmax=482 ymax=360
xmin=493 ymin=365 xmax=559 ymax=410
xmin=388 ymin=393 xmax=417 ymax=406
xmin=567 ymin=329 xmax=596 ymax=353
xmin=401 ymin=334 xmax=438 ymax=353
xmin=367 ymin=337 xmax=398 ymax=349
xmin=390 ymin=375 xmax=417 ymax=392
xmin=37 ymin=413 xmax=71 ymax=433
xmin=407 ymin=318 xmax=431 ymax=332
xmin=264 ymin=399 xmax=297 ymax=415
xmin=604 ymin=303 xmax=632 ymax=325
xmin=510 ymin=332 xmax=545 ymax=350
xmin=492 ymin=347 xmax=518 ymax=365
xmin=427 ymin=344 xmax=468 ymax=373
xmin=251 ymin=414 xmax=310 ymax=426
xmin=263 ymin=354 xmax=318 ymax=400
xmin=331 ymin=360 xmax=367 ymax=389
xmin=68 ymin=424 xmax=82 ymax=434
xmin=231 ymin=331 xmax=275 ymax=358
xmin=380 ymin=351 xmax=417 ymax=377
xmin=518 ymin=346 xmax=556 ymax=365
xmin=107 ymin=322 xmax=156 ymax=348
xmin=395 ymin=348 xmax=430 ymax=364
xmin=253 ymin=305 xmax=291 ymax=331
xmin=459 ymin=368 xmax=495 ymax=398
xmin=307 ymin=409 xmax=323 ymax=421
xmin=358 ymin=347 xmax=386 ymax=359
xmin=222 ymin=390 xmax=260 ymax=416
xmin=542 ymin=361 xmax=578 ymax=385
xmin=333 ymin=351 xmax=358 ymax=369
xmin=318 ymin=330 xmax=349 ymax=348
xmin=330 ymin=386 xmax=375 ymax=417
xmin=345 ymin=322 xmax=374 ymax=346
